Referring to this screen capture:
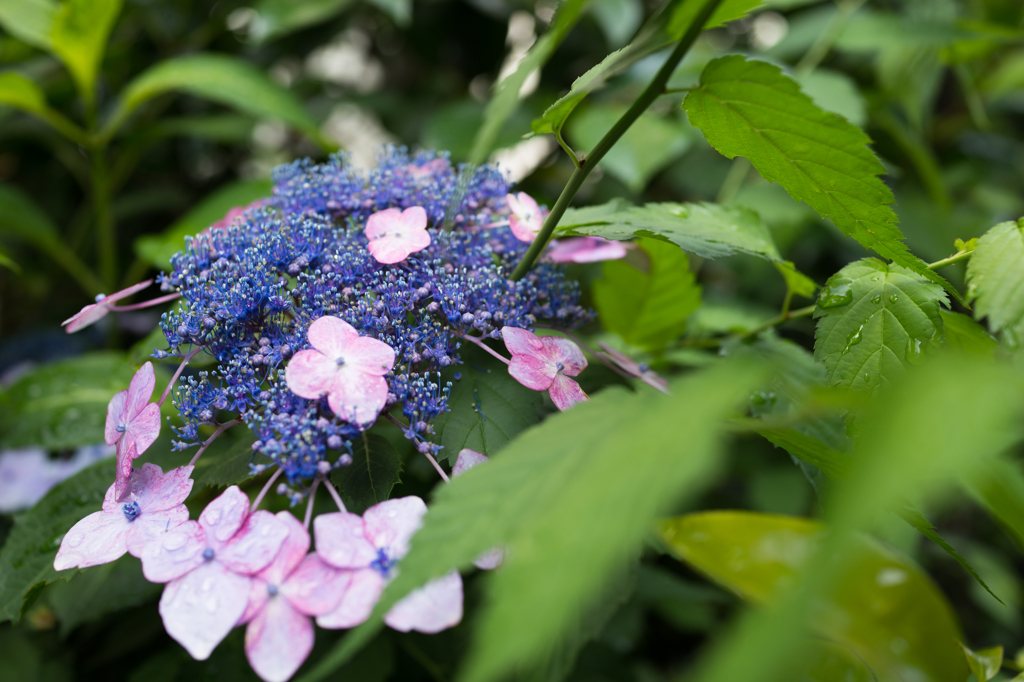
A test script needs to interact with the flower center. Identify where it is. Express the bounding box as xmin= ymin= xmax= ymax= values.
xmin=202 ymin=547 xmax=215 ymax=561
xmin=122 ymin=501 xmax=141 ymax=522
xmin=555 ymin=362 xmax=565 ymax=373
xmin=116 ymin=423 xmax=127 ymax=433
xmin=370 ymin=548 xmax=396 ymax=577
xmin=336 ymin=356 xmax=346 ymax=366
xmin=267 ymin=584 xmax=279 ymax=597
